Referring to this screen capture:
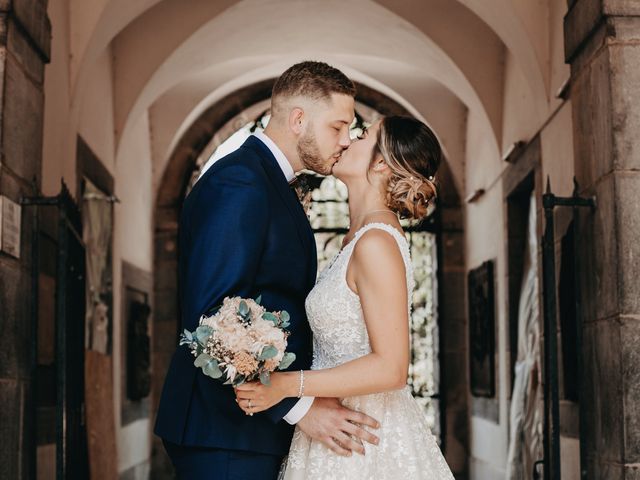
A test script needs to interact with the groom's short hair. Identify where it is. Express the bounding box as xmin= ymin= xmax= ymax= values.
xmin=272 ymin=61 xmax=356 ymax=103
